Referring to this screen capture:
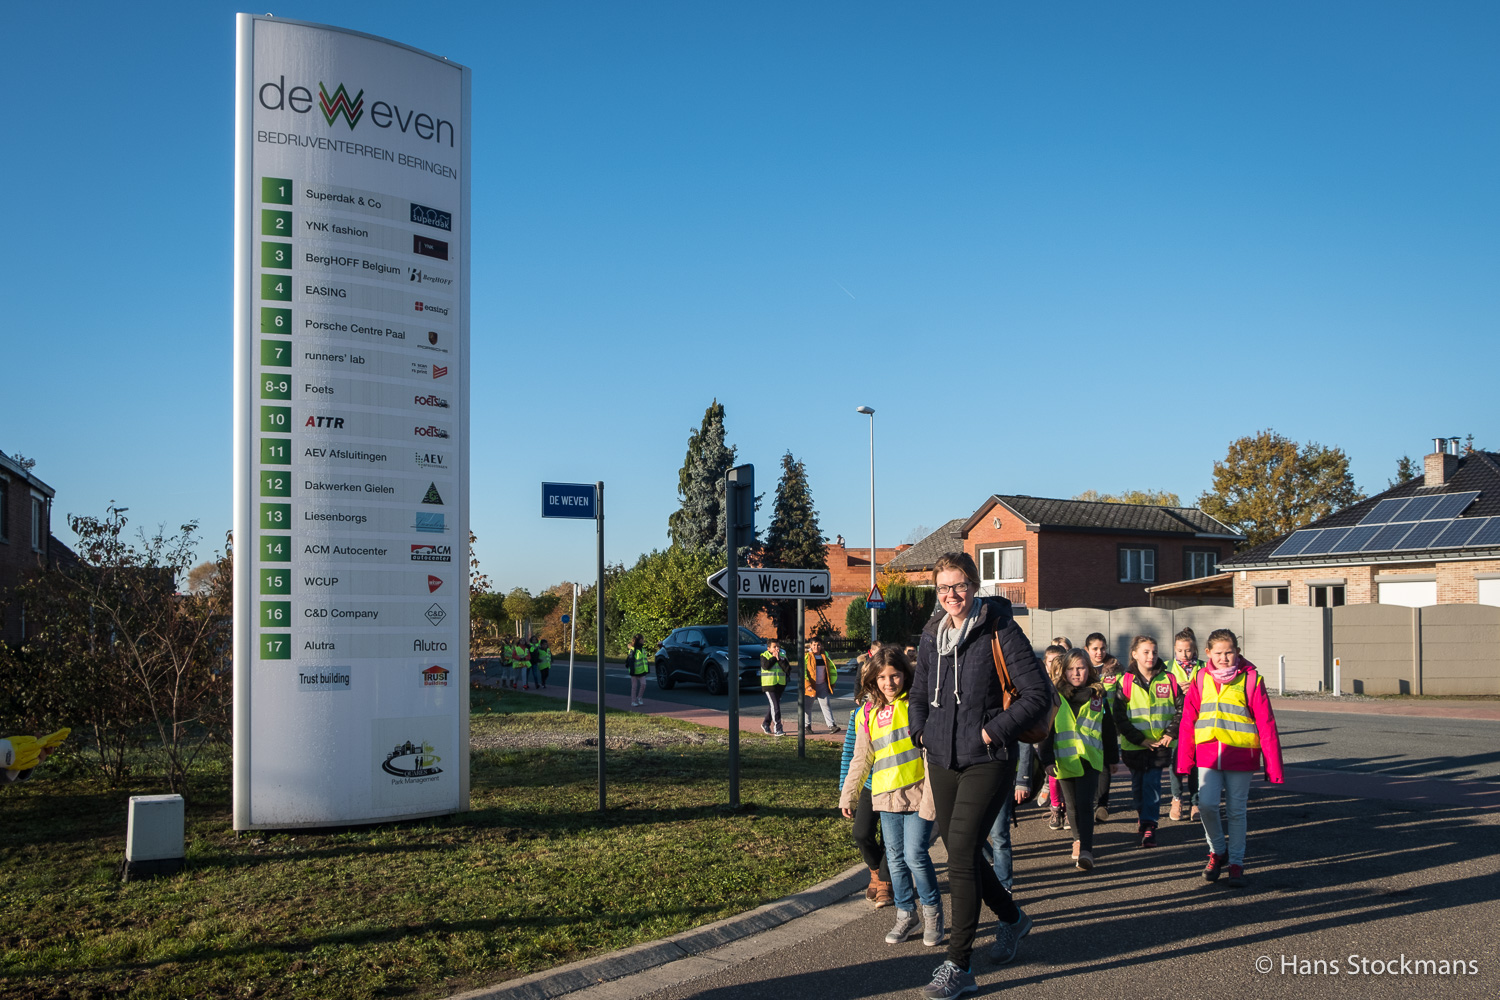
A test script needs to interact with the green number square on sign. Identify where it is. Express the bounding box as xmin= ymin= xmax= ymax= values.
xmin=259 ymin=568 xmax=291 ymax=595
xmin=260 ymin=536 xmax=290 ymax=562
xmin=261 ymin=209 xmax=292 ymax=235
xmin=260 ymin=274 xmax=292 ymax=301
xmin=260 ymin=437 xmax=290 ymax=465
xmin=259 ymin=503 xmax=290 ymax=530
xmin=260 ymin=307 xmax=291 ymax=334
xmin=260 ymin=340 xmax=291 ymax=367
xmin=260 ymin=601 xmax=291 ymax=627
xmin=261 ymin=177 xmax=293 ymax=205
xmin=260 ymin=634 xmax=292 ymax=660
xmin=260 ymin=406 xmax=290 ymax=432
xmin=260 ymin=471 xmax=291 ymax=497
xmin=261 ymin=375 xmax=291 ymax=400
xmin=261 ymin=242 xmax=292 ymax=269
